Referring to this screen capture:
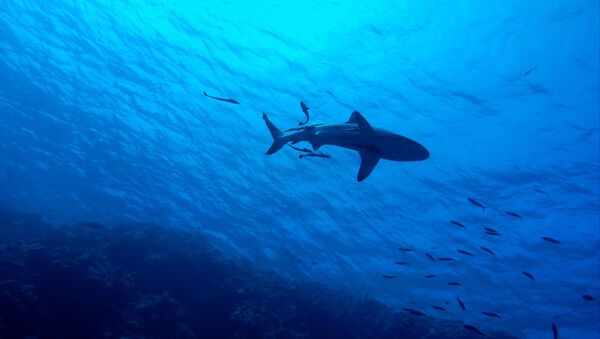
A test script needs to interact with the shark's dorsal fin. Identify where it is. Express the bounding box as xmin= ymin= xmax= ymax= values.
xmin=357 ymin=150 xmax=380 ymax=182
xmin=346 ymin=111 xmax=361 ymax=124
xmin=348 ymin=111 xmax=376 ymax=136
